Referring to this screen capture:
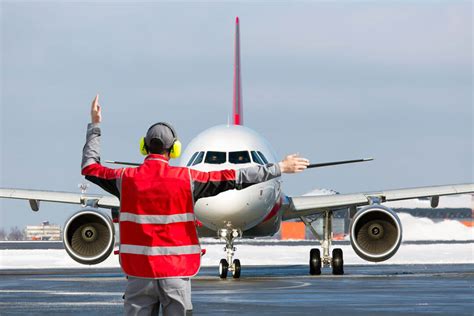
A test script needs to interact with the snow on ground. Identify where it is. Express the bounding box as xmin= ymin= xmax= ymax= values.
xmin=202 ymin=243 xmax=474 ymax=266
xmin=0 ymin=243 xmax=473 ymax=270
xmin=398 ymin=213 xmax=473 ymax=241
